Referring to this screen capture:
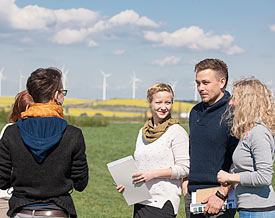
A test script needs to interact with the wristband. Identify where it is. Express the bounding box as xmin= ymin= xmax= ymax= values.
xmin=215 ymin=190 xmax=227 ymax=201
